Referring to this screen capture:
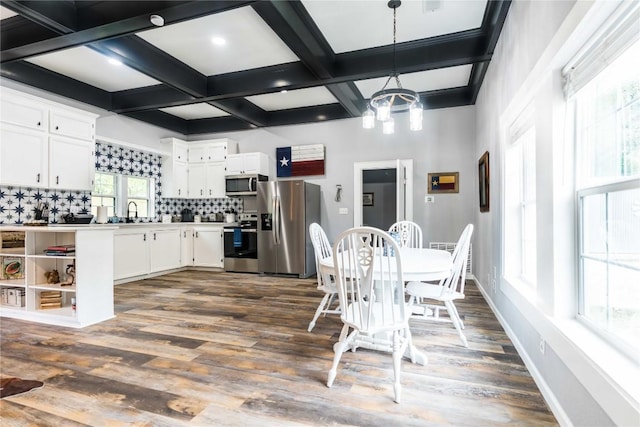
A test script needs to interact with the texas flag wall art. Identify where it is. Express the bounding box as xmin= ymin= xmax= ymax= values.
xmin=427 ymin=172 xmax=459 ymax=193
xmin=276 ymin=144 xmax=325 ymax=177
